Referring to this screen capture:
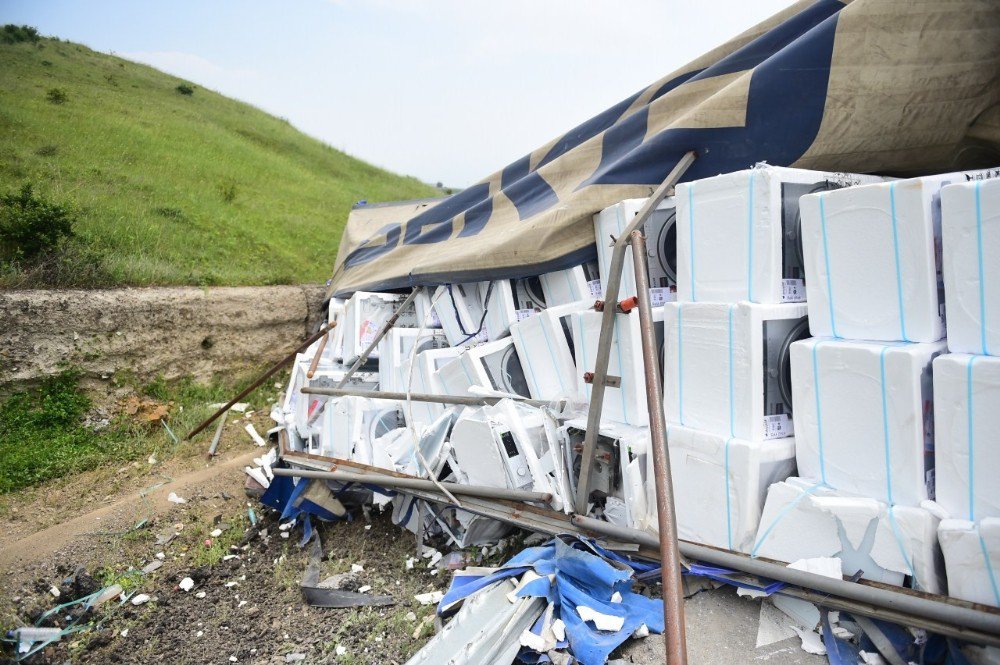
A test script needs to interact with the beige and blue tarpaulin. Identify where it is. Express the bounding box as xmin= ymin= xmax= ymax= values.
xmin=328 ymin=0 xmax=1000 ymax=298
